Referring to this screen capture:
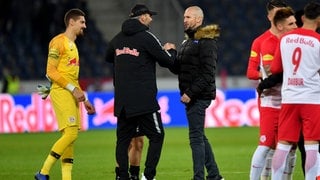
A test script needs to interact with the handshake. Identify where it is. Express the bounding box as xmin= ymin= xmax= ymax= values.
xmin=163 ymin=43 xmax=176 ymax=50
